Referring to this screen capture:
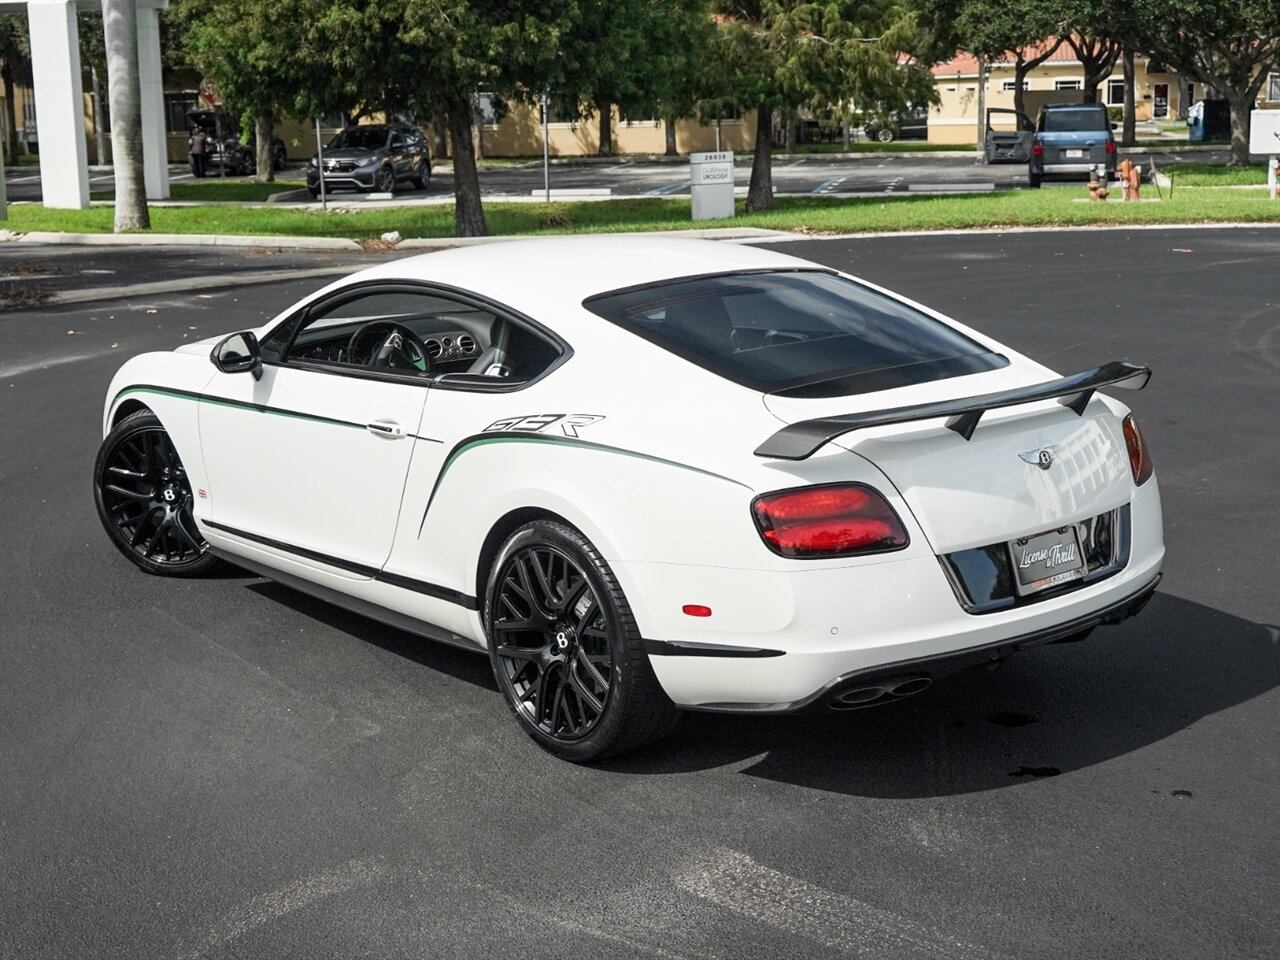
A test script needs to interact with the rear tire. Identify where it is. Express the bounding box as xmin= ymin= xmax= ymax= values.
xmin=484 ymin=520 xmax=680 ymax=761
xmin=415 ymin=162 xmax=431 ymax=191
xmin=93 ymin=411 xmax=220 ymax=578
